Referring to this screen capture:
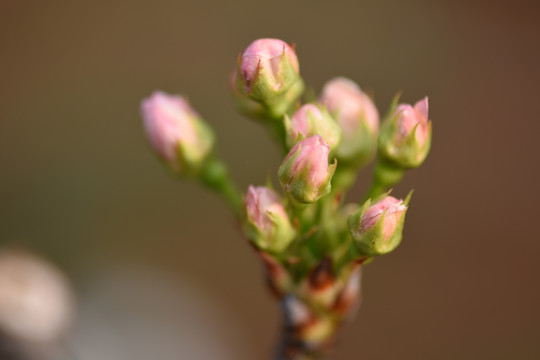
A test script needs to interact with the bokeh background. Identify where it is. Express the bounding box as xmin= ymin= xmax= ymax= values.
xmin=1 ymin=0 xmax=539 ymax=359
